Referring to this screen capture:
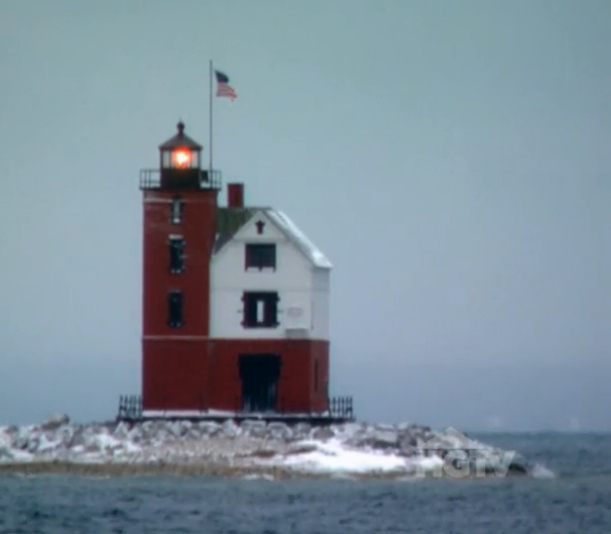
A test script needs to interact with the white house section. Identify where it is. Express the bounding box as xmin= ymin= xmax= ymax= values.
xmin=230 ymin=210 xmax=287 ymax=244
xmin=312 ymin=268 xmax=330 ymax=340
xmin=210 ymin=209 xmax=331 ymax=340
